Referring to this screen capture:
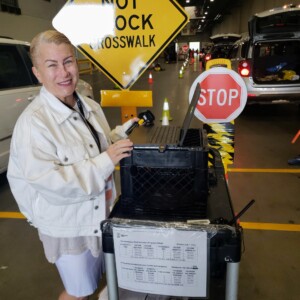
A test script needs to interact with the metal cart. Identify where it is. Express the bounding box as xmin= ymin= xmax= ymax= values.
xmin=101 ymin=149 xmax=243 ymax=300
